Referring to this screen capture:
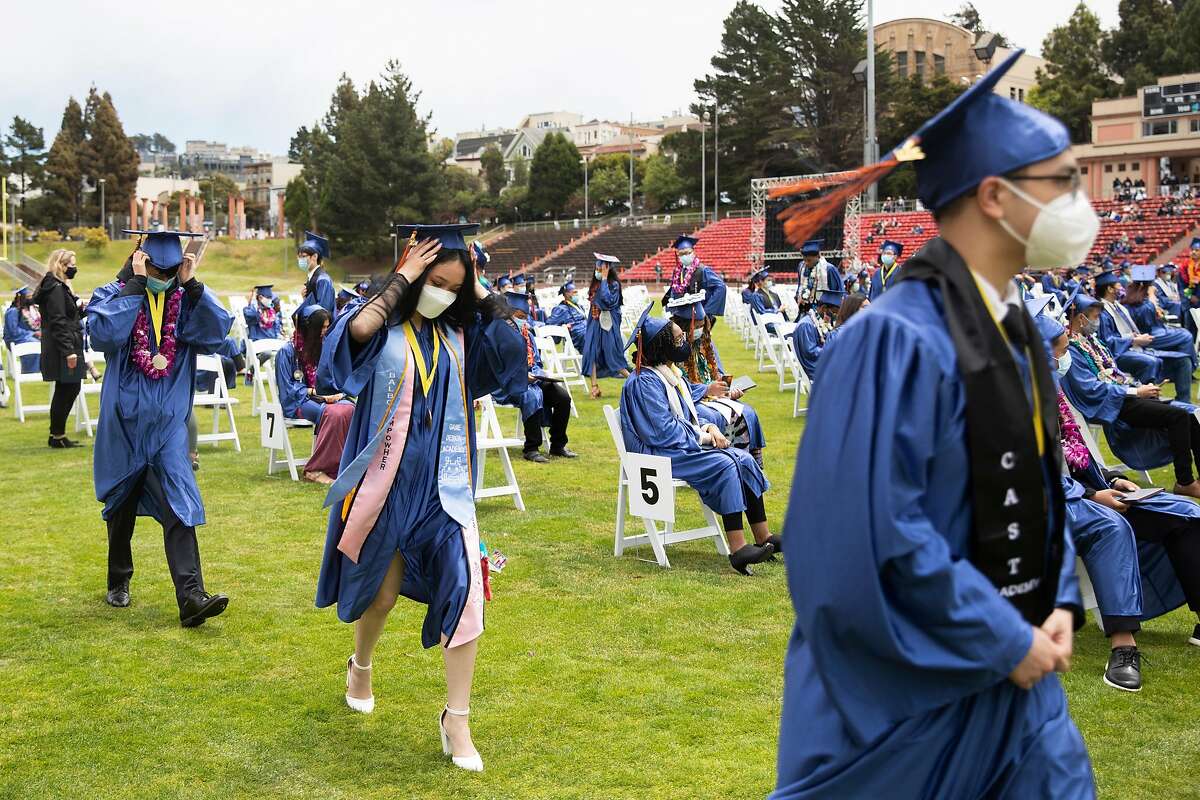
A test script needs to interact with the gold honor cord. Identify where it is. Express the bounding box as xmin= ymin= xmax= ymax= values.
xmin=403 ymin=320 xmax=441 ymax=397
xmin=146 ymin=289 xmax=167 ymax=348
xmin=969 ymin=271 xmax=1047 ymax=458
